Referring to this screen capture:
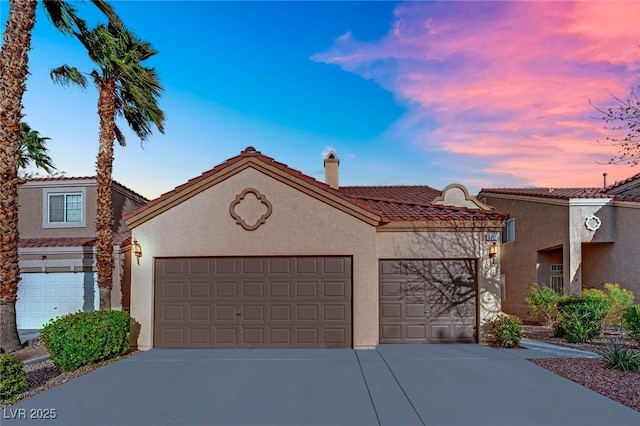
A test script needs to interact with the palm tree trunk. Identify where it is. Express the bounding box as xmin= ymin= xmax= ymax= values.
xmin=96 ymin=79 xmax=116 ymax=310
xmin=0 ymin=0 xmax=37 ymax=352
